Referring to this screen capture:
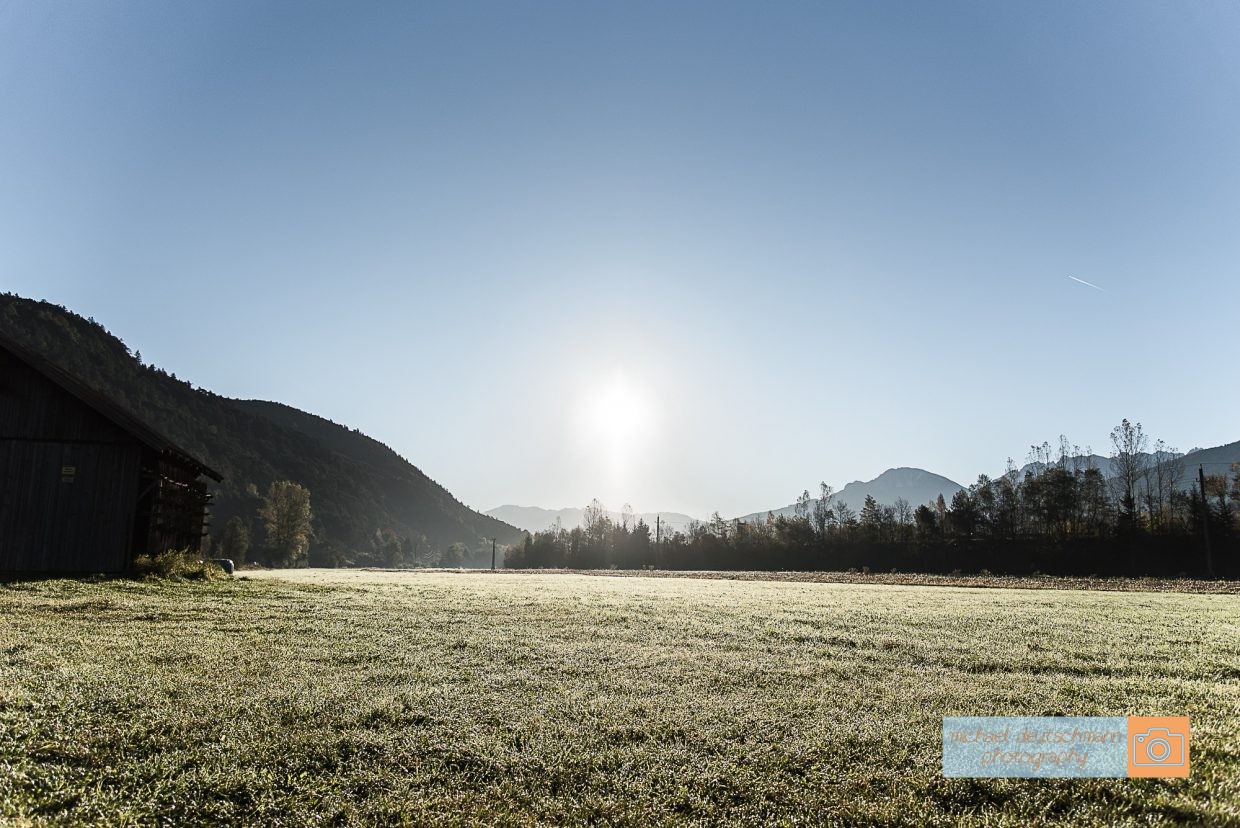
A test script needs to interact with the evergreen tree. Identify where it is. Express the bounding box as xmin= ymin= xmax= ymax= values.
xmin=859 ymin=495 xmax=883 ymax=535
